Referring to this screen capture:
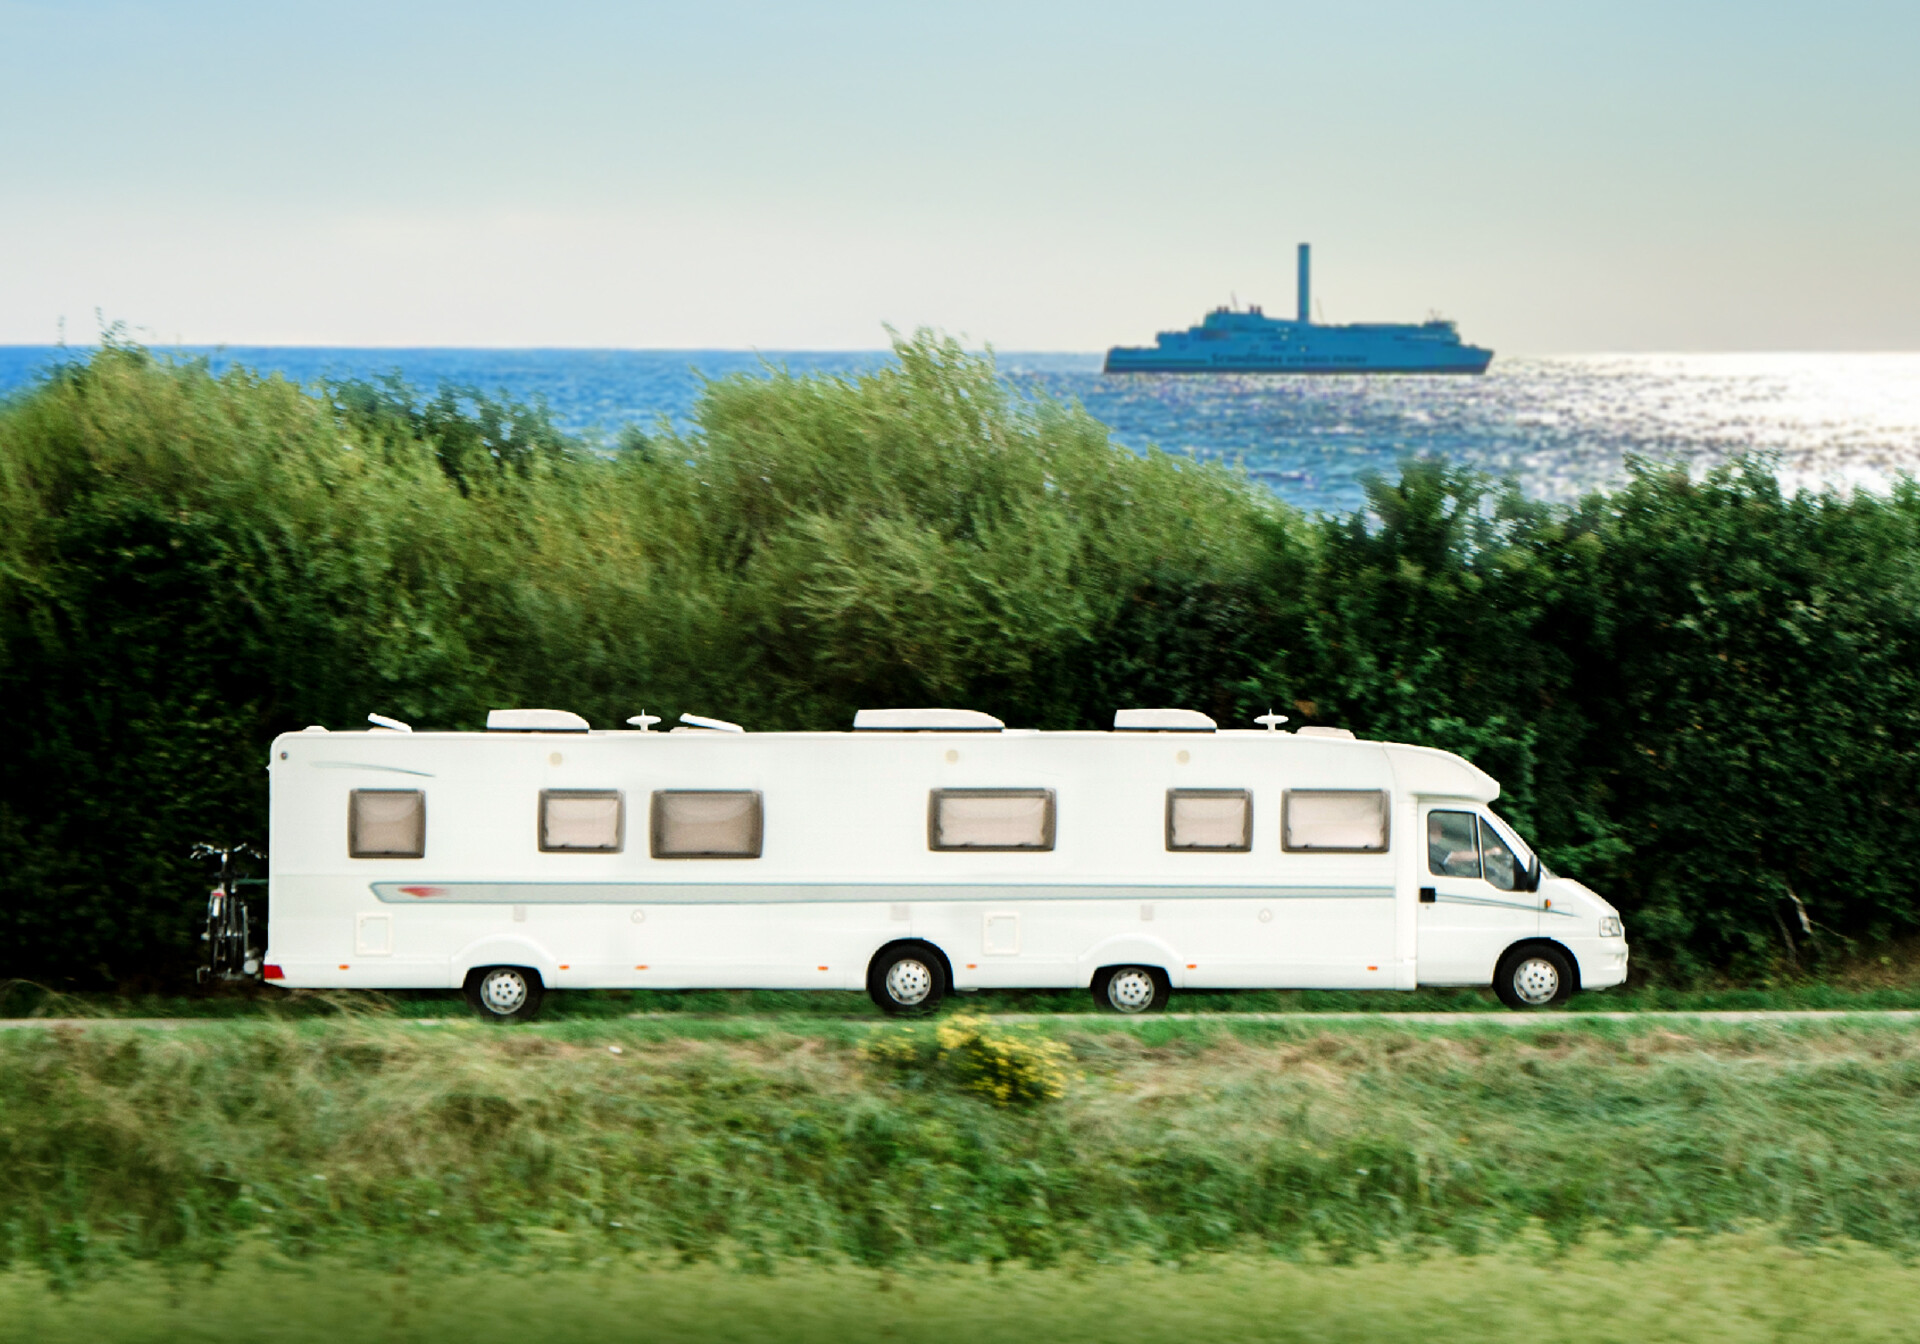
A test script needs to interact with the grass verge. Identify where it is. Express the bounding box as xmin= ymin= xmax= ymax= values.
xmin=4 ymin=1016 xmax=1920 ymax=1281
xmin=3 ymin=1236 xmax=1918 ymax=1344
